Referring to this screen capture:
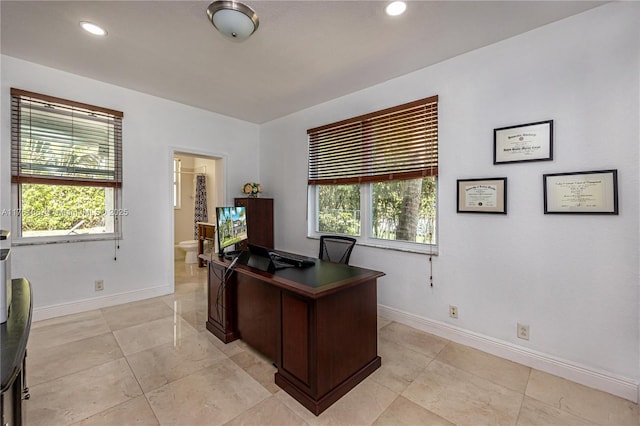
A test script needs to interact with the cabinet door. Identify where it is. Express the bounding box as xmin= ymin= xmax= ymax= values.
xmin=235 ymin=198 xmax=273 ymax=249
xmin=281 ymin=292 xmax=311 ymax=386
xmin=206 ymin=262 xmax=237 ymax=343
